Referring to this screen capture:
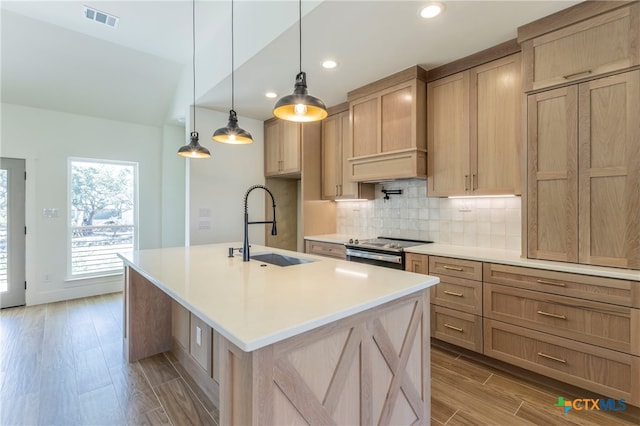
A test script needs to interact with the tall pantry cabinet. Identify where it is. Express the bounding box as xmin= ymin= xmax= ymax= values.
xmin=523 ymin=2 xmax=640 ymax=270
